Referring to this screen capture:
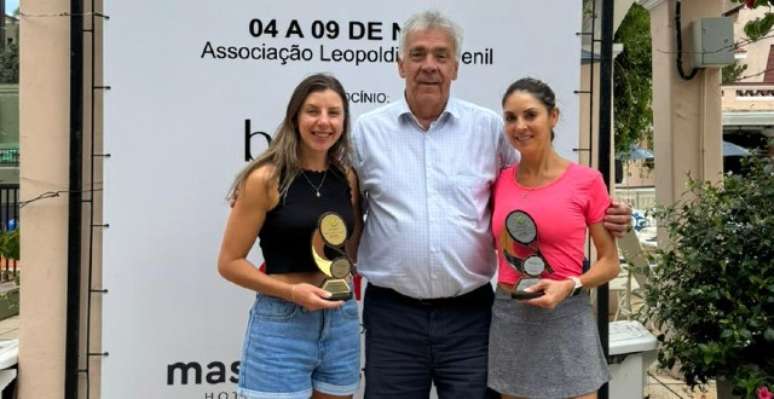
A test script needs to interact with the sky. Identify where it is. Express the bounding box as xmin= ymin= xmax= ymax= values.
xmin=5 ymin=0 xmax=19 ymax=15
